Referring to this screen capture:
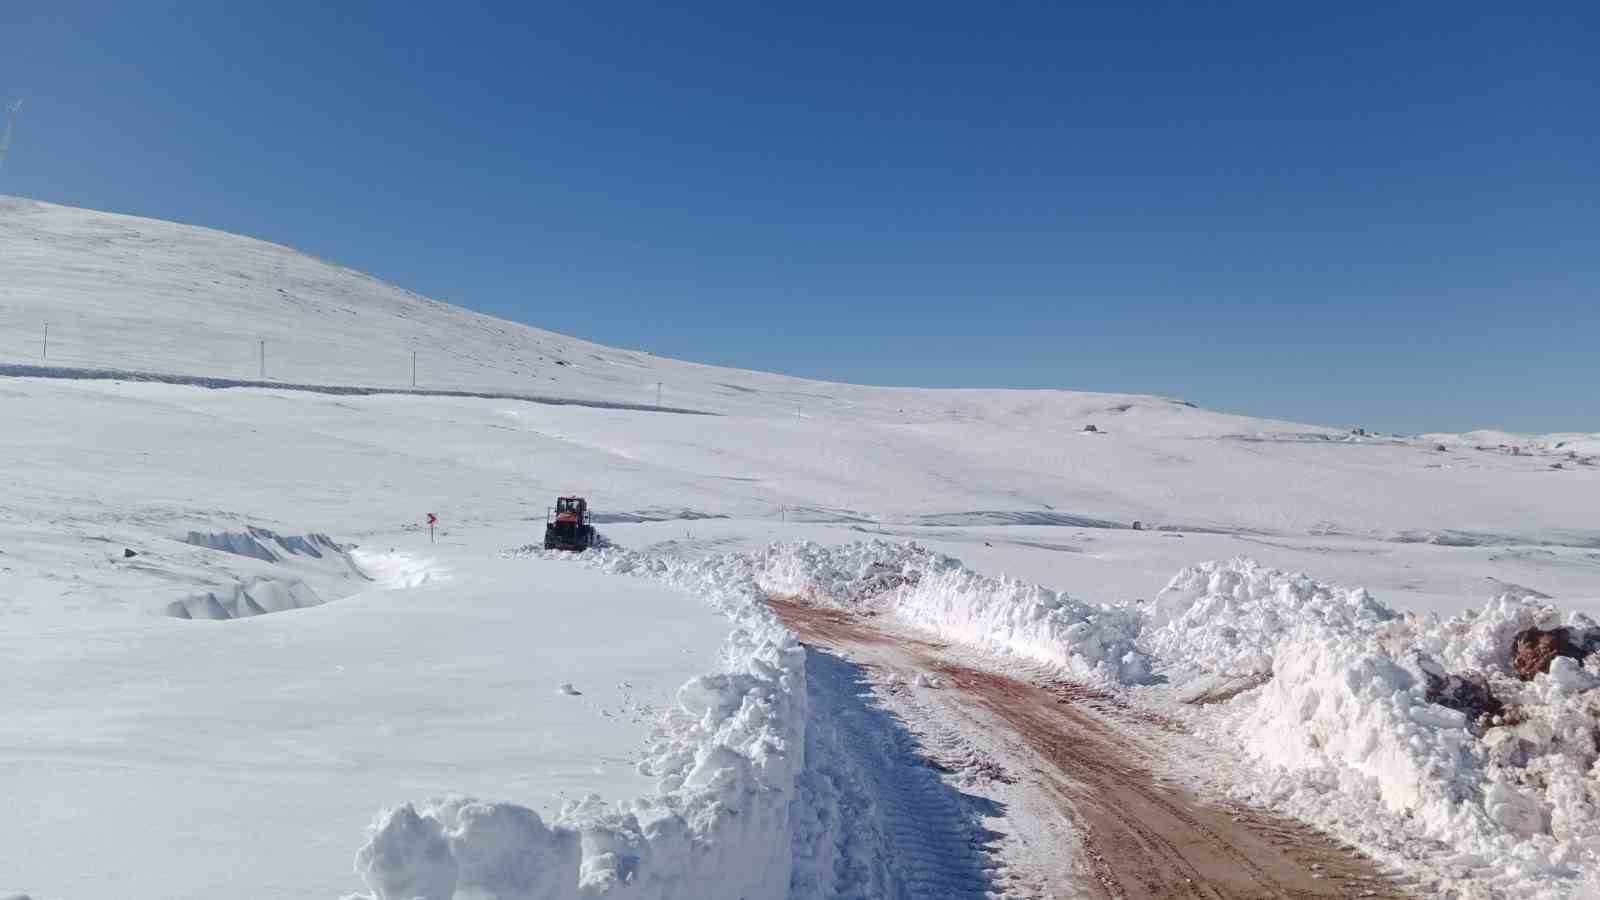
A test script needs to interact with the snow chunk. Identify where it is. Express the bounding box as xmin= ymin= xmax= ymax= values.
xmin=1145 ymin=557 xmax=1396 ymax=677
xmin=356 ymin=803 xmax=458 ymax=900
